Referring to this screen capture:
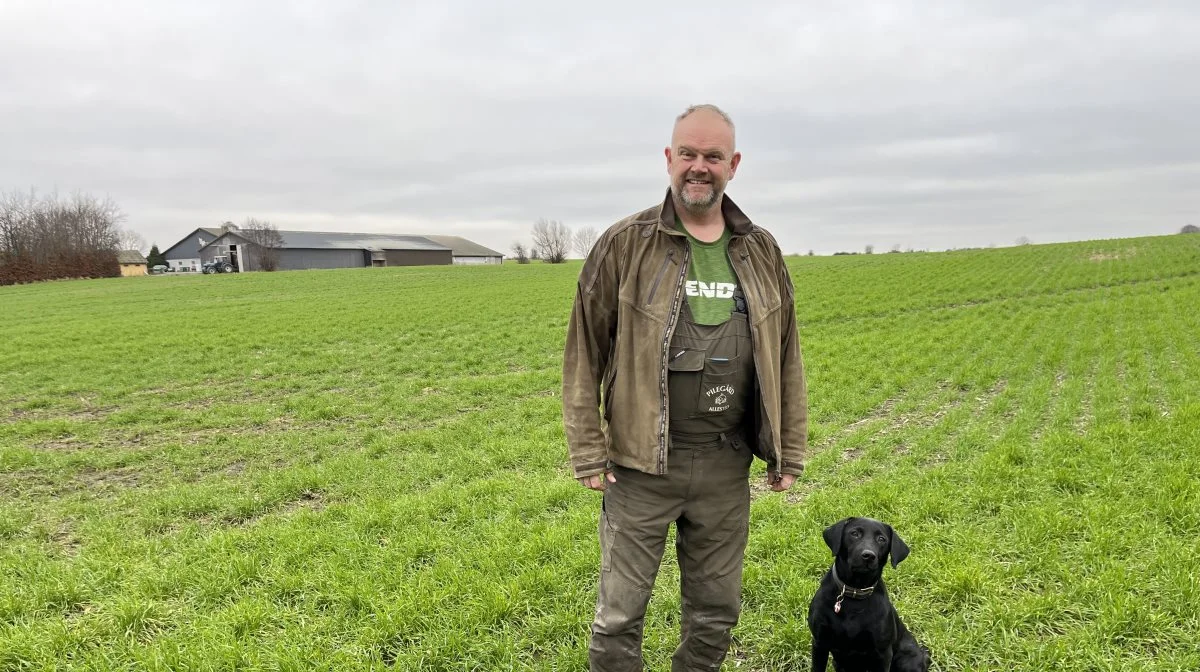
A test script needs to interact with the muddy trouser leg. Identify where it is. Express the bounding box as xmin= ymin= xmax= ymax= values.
xmin=671 ymin=436 xmax=753 ymax=672
xmin=589 ymin=461 xmax=686 ymax=672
